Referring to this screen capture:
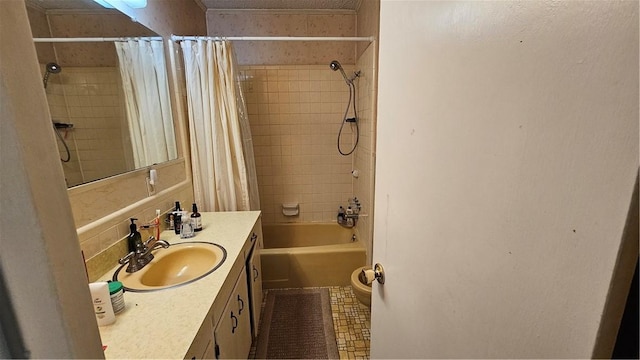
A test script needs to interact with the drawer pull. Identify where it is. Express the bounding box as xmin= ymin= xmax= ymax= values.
xmin=237 ymin=294 xmax=244 ymax=314
xmin=250 ymin=233 xmax=257 ymax=242
xmin=253 ymin=266 xmax=259 ymax=281
xmin=231 ymin=311 xmax=238 ymax=333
